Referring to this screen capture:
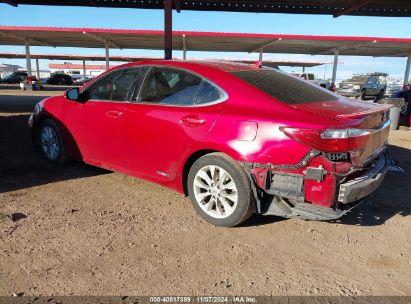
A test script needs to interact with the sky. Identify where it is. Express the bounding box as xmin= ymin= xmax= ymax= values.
xmin=0 ymin=4 xmax=410 ymax=81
